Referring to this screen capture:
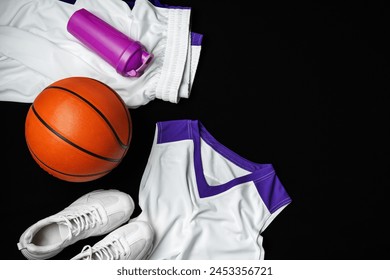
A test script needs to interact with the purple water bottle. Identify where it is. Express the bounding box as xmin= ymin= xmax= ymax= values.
xmin=67 ymin=8 xmax=153 ymax=77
